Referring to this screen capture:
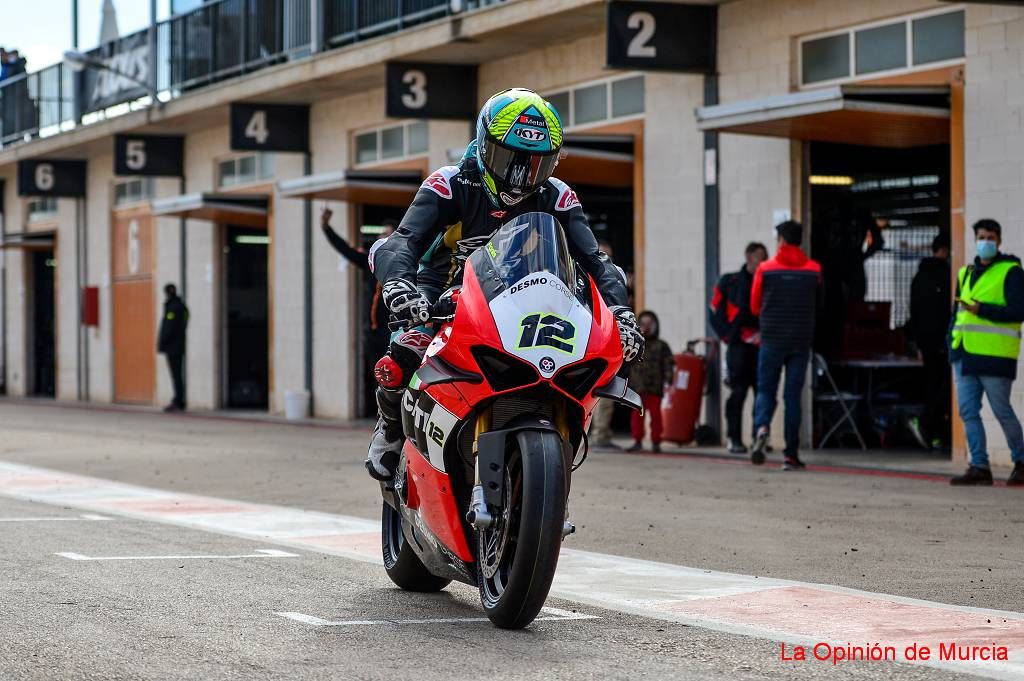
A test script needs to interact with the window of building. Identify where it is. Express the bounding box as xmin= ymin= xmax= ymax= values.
xmin=113 ymin=177 xmax=155 ymax=206
xmin=546 ymin=74 xmax=644 ymax=131
xmin=800 ymin=8 xmax=965 ymax=87
xmin=218 ymin=153 xmax=275 ymax=188
xmin=353 ymin=121 xmax=429 ymax=166
xmin=27 ymin=197 xmax=58 ymax=222
xmin=855 ymin=23 xmax=906 ymax=75
xmin=912 ymin=11 xmax=965 ymax=66
xmin=802 ymin=34 xmax=850 ymax=84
